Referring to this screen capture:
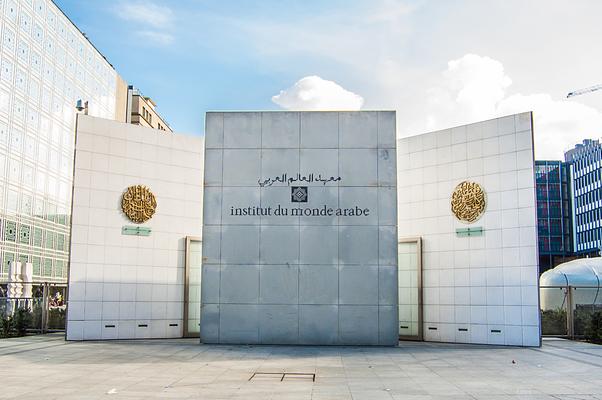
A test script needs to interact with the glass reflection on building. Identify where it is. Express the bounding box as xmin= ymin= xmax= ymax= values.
xmin=0 ymin=0 xmax=118 ymax=283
